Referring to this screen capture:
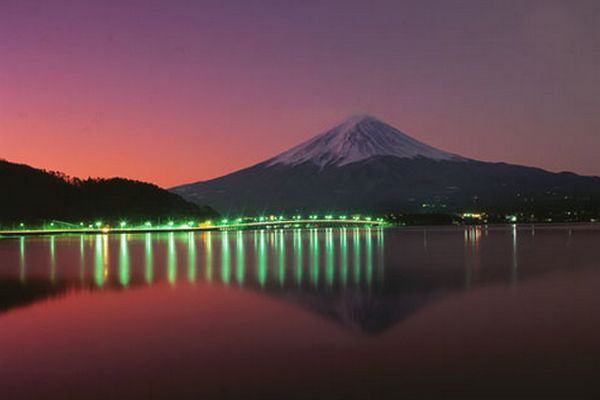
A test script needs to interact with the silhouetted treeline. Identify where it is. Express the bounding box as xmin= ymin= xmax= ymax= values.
xmin=0 ymin=159 xmax=219 ymax=225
